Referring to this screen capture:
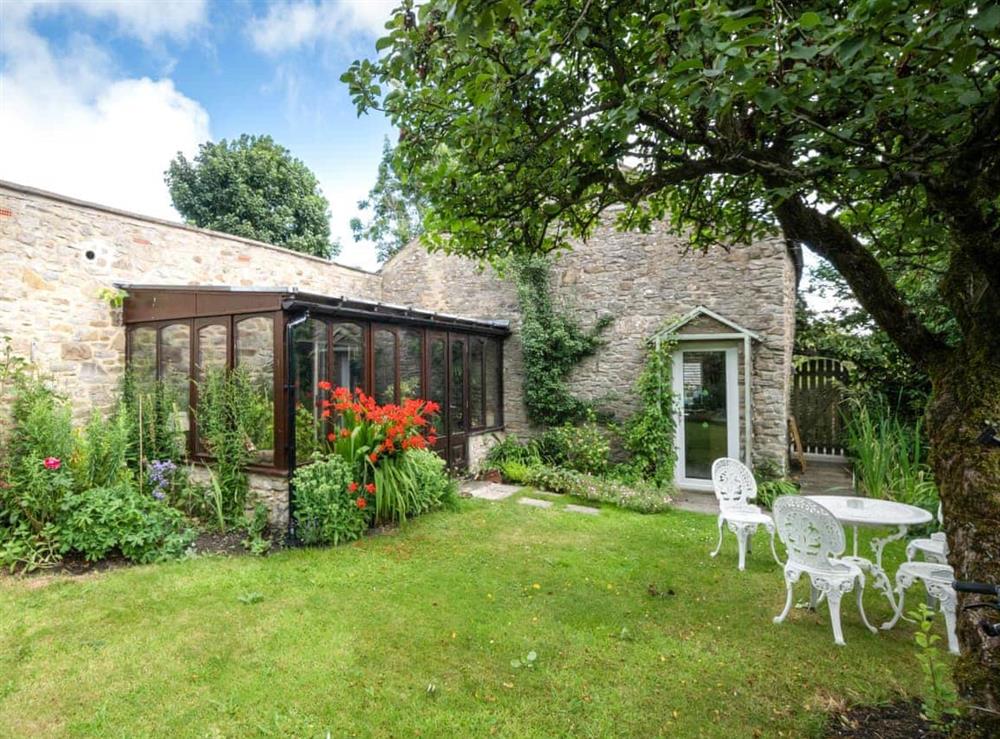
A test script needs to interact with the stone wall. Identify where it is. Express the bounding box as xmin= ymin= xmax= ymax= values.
xmin=0 ymin=180 xmax=796 ymax=509
xmin=381 ymin=211 xmax=798 ymax=471
xmin=0 ymin=182 xmax=380 ymax=420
